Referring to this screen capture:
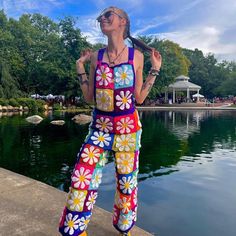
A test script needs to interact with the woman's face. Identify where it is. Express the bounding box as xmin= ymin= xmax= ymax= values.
xmin=97 ymin=8 xmax=126 ymax=36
